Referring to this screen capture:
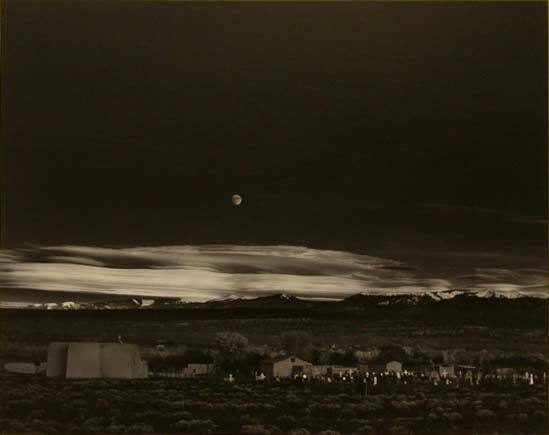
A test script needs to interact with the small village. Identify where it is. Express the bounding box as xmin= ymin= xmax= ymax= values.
xmin=1 ymin=326 xmax=546 ymax=434
xmin=0 ymin=318 xmax=545 ymax=435
xmin=4 ymin=338 xmax=546 ymax=392
xmin=2 ymin=338 xmax=547 ymax=434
